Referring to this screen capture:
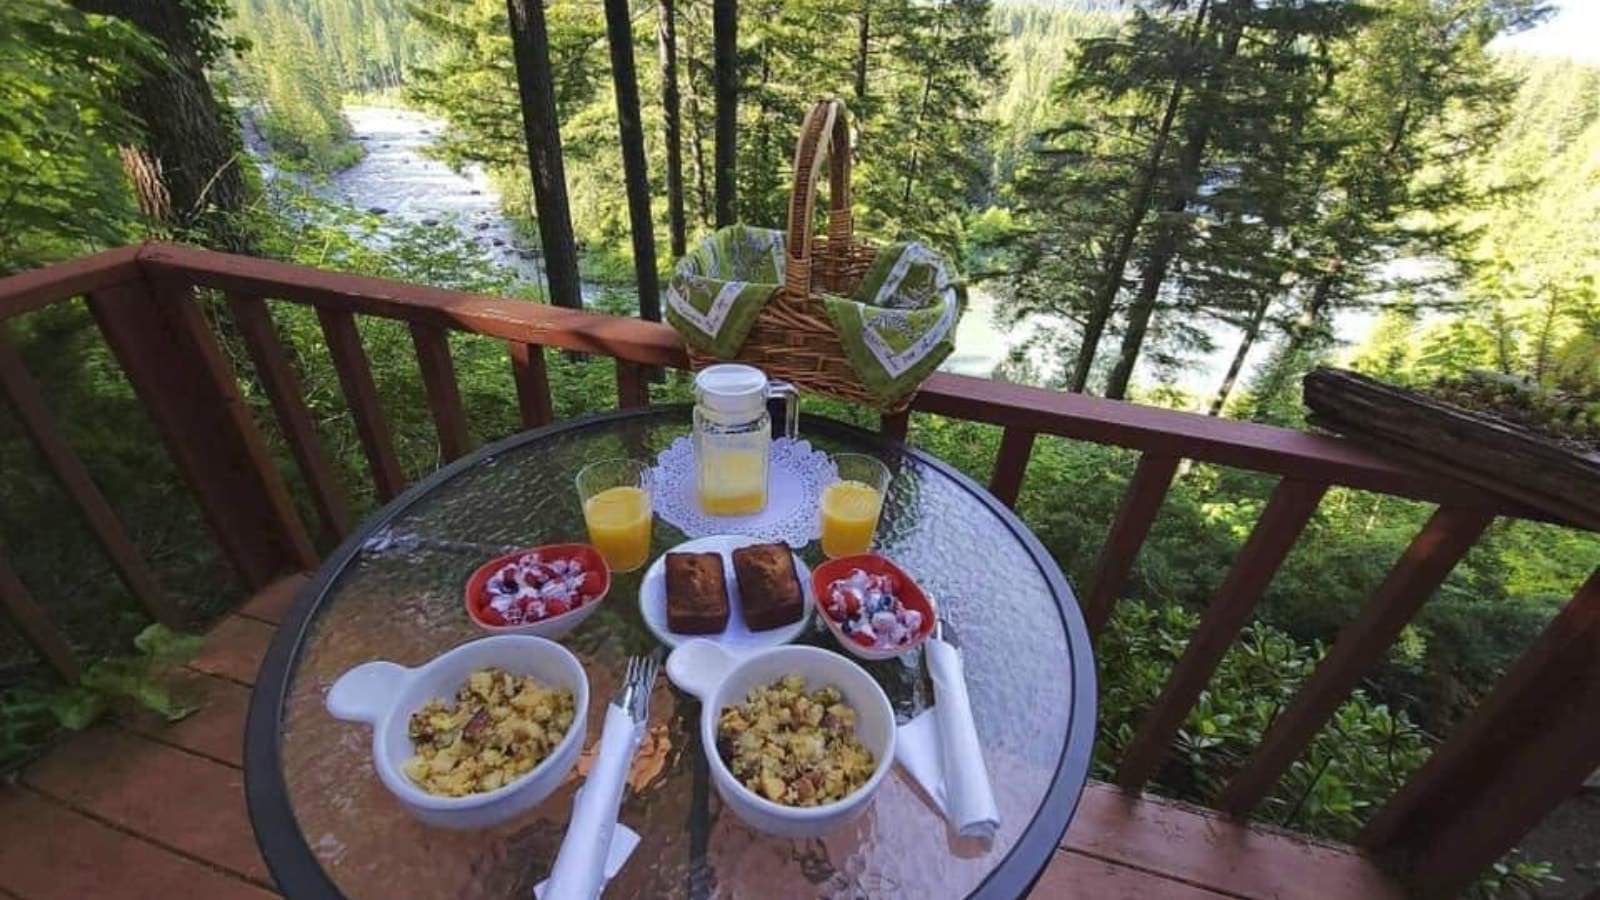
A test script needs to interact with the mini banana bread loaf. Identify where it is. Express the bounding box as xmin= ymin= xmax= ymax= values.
xmin=665 ymin=552 xmax=729 ymax=634
xmin=732 ymin=543 xmax=804 ymax=631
